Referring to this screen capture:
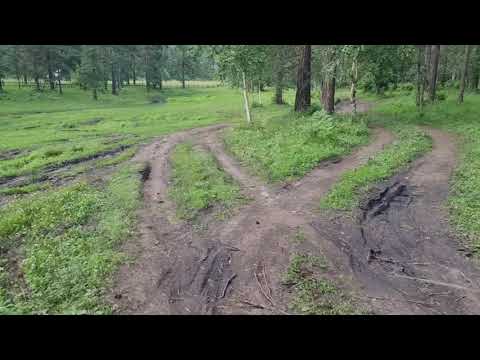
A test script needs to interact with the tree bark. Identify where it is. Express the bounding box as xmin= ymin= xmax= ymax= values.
xmin=111 ymin=64 xmax=117 ymax=95
xmin=294 ymin=45 xmax=311 ymax=112
xmin=32 ymin=55 xmax=40 ymax=91
xmin=350 ymin=57 xmax=358 ymax=115
xmin=458 ymin=45 xmax=472 ymax=104
xmin=416 ymin=46 xmax=424 ymax=108
xmin=275 ymin=67 xmax=284 ymax=105
xmin=93 ymin=88 xmax=98 ymax=100
xmin=117 ymin=69 xmax=122 ymax=90
xmin=470 ymin=45 xmax=480 ymax=91
xmin=132 ymin=56 xmax=136 ymax=85
xmin=242 ymin=71 xmax=252 ymax=124
xmin=423 ymin=45 xmax=431 ymax=102
xmin=274 ymin=46 xmax=285 ymax=104
xmin=321 ymin=48 xmax=337 ymax=114
xmin=428 ymin=45 xmax=441 ymax=102
xmin=57 ymin=69 xmax=63 ymax=94
xmin=322 ymin=76 xmax=336 ymax=114
xmin=441 ymin=45 xmax=449 ymax=86
xmin=46 ymin=50 xmax=55 ymax=90
xmin=181 ymin=48 xmax=186 ymax=89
